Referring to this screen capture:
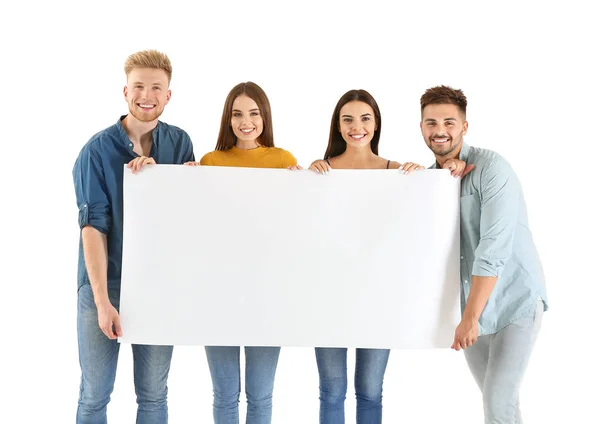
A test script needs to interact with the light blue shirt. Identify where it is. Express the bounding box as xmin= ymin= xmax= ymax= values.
xmin=435 ymin=143 xmax=548 ymax=335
